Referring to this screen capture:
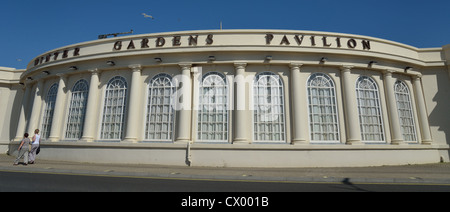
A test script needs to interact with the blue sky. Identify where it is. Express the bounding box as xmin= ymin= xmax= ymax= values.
xmin=1 ymin=0 xmax=449 ymax=69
